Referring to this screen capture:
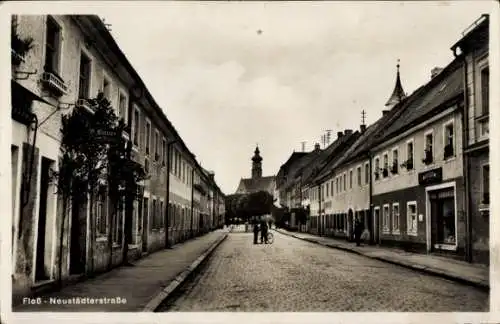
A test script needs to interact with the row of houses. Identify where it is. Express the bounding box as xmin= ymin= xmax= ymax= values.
xmin=11 ymin=15 xmax=225 ymax=302
xmin=275 ymin=14 xmax=489 ymax=265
